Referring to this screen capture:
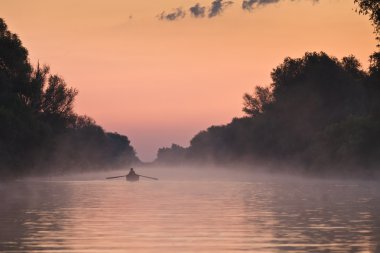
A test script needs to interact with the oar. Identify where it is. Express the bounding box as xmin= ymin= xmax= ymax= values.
xmin=106 ymin=175 xmax=126 ymax=179
xmin=137 ymin=175 xmax=158 ymax=180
